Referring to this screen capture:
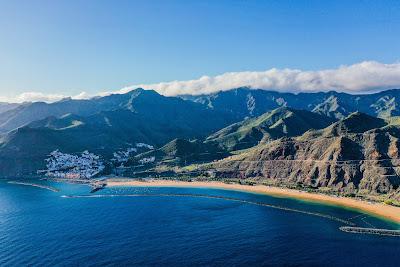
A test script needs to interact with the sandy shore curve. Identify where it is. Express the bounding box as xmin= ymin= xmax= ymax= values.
xmin=106 ymin=179 xmax=400 ymax=224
